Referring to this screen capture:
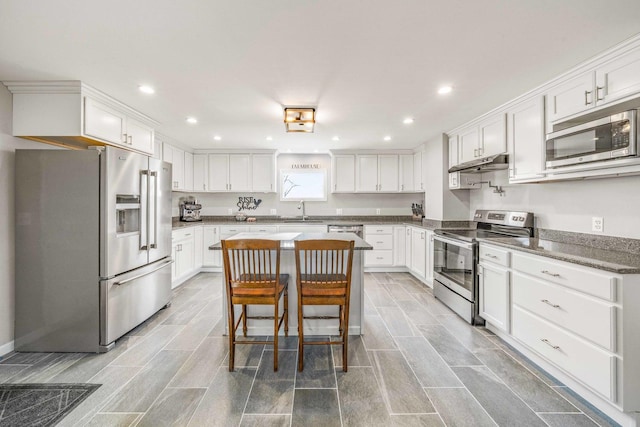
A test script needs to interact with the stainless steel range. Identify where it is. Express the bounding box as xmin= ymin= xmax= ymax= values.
xmin=433 ymin=210 xmax=534 ymax=325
